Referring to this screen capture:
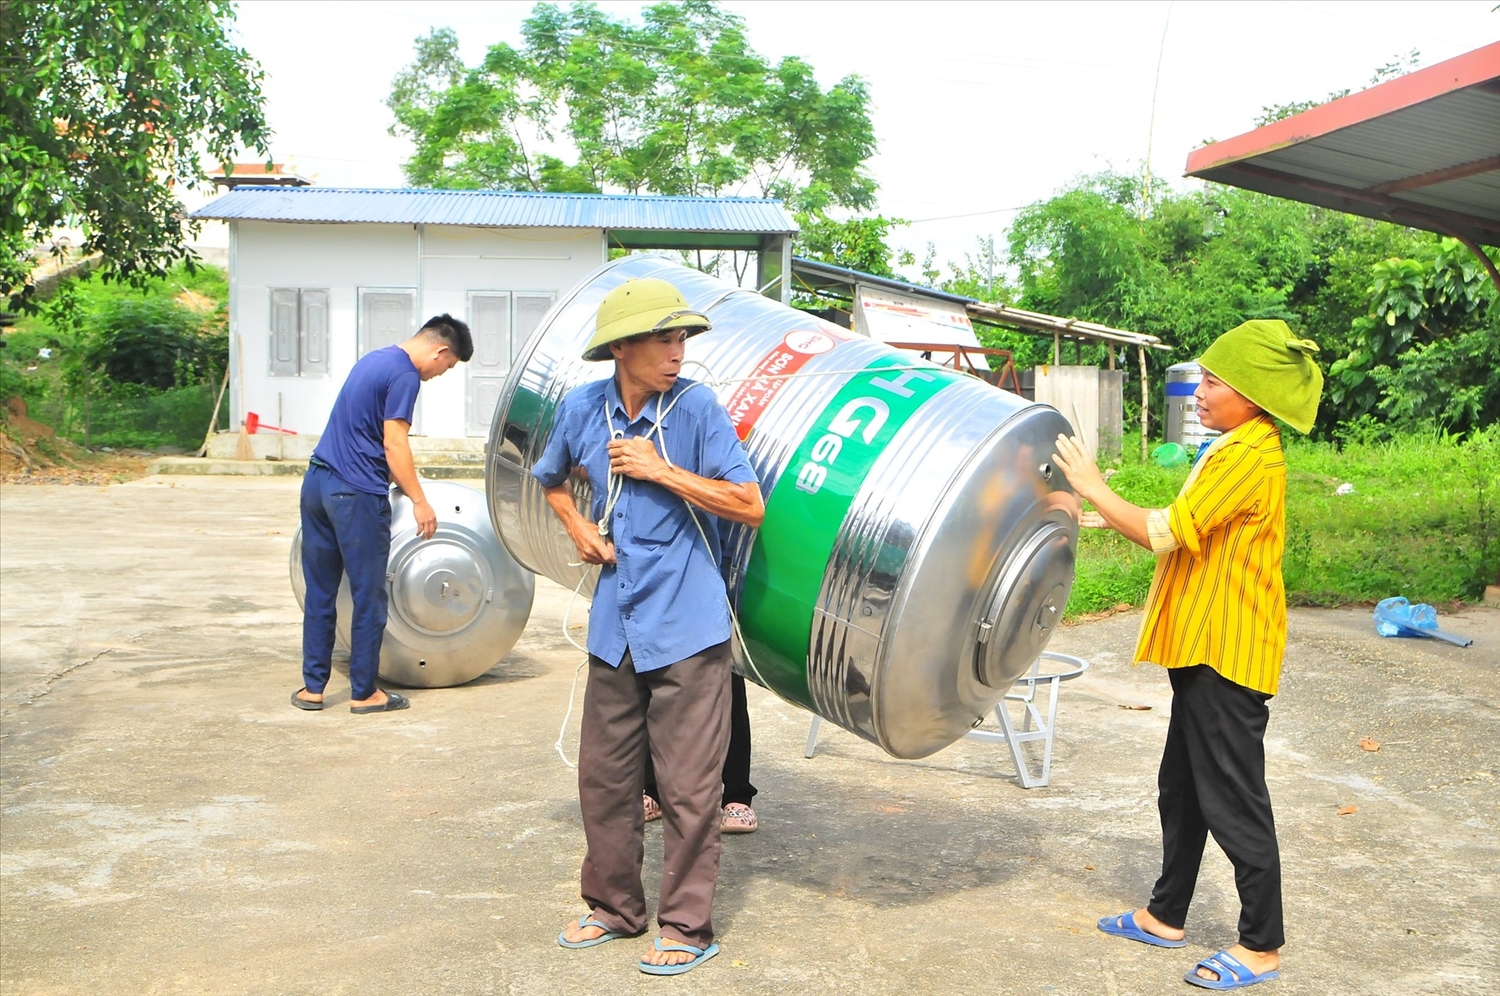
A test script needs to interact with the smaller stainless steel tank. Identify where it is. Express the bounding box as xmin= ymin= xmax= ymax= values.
xmin=1164 ymin=361 xmax=1220 ymax=449
xmin=289 ymin=480 xmax=535 ymax=688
